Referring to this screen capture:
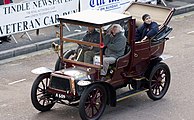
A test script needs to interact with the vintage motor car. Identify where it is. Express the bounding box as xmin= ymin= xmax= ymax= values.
xmin=31 ymin=3 xmax=175 ymax=120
